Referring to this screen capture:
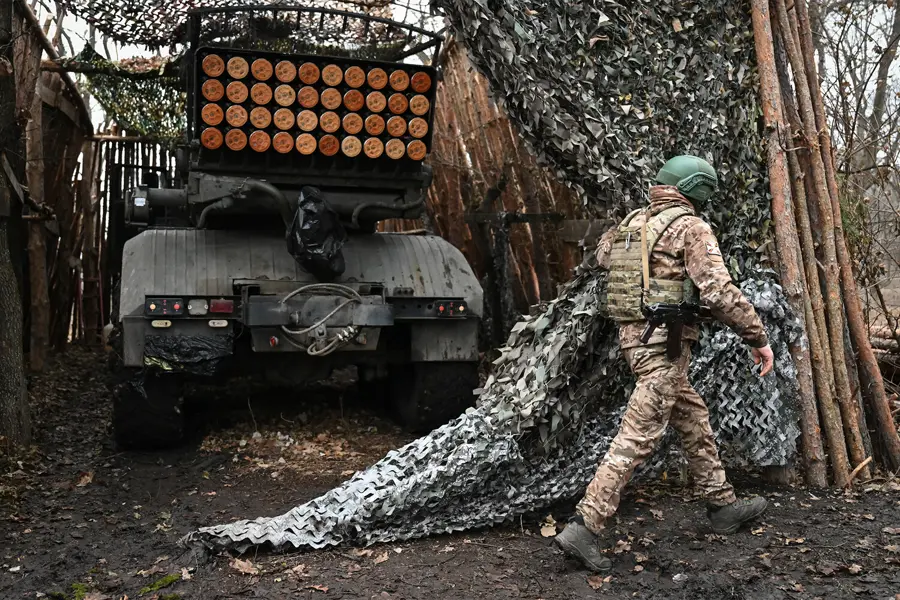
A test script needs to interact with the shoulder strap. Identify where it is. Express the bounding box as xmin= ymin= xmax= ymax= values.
xmin=646 ymin=206 xmax=694 ymax=254
xmin=620 ymin=208 xmax=644 ymax=228
xmin=641 ymin=206 xmax=694 ymax=292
